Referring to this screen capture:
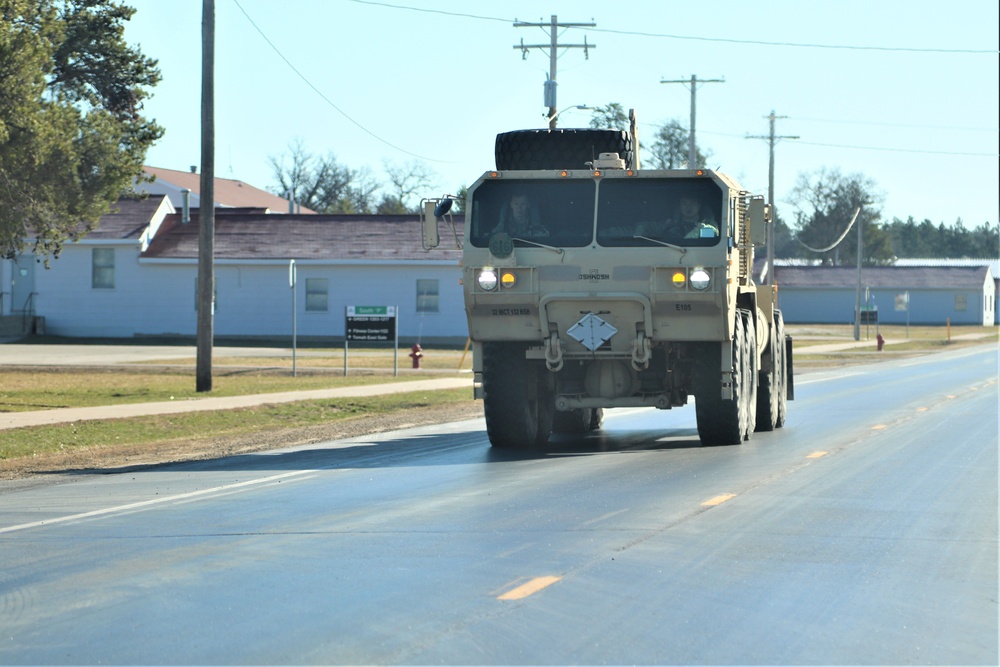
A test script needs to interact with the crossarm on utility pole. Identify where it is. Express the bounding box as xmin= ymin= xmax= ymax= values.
xmin=660 ymin=75 xmax=724 ymax=167
xmin=514 ymin=15 xmax=596 ymax=129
